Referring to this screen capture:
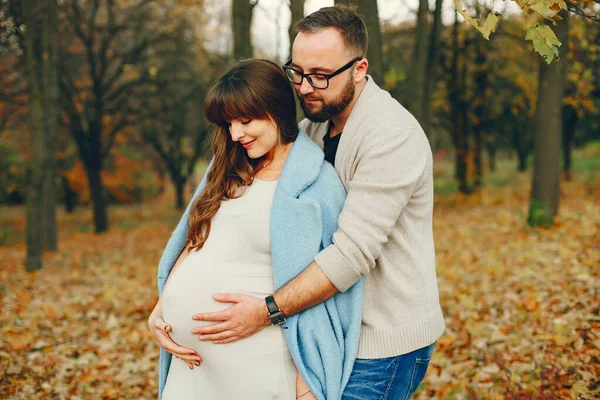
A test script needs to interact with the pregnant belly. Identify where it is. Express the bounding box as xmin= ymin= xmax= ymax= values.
xmin=161 ymin=256 xmax=281 ymax=357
